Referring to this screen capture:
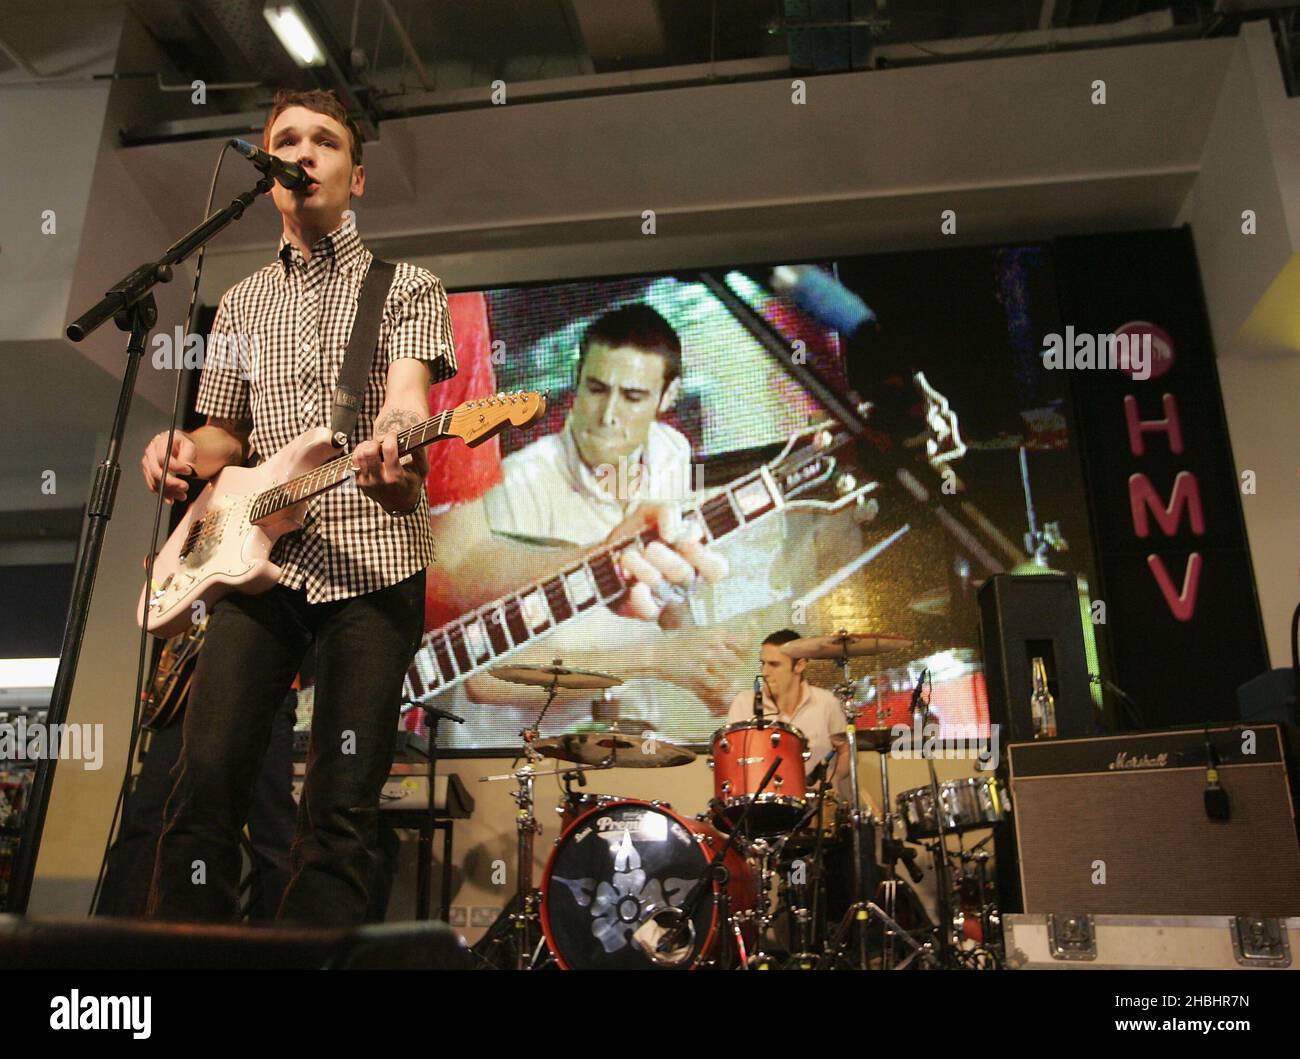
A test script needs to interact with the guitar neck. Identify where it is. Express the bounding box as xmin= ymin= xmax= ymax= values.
xmin=249 ymin=409 xmax=456 ymax=522
xmin=405 ymin=460 xmax=790 ymax=701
